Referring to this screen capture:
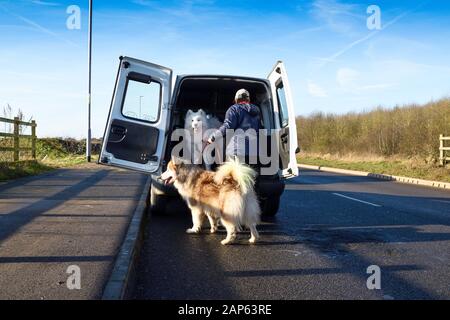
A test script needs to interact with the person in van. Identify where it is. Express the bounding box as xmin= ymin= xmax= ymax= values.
xmin=207 ymin=89 xmax=261 ymax=166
